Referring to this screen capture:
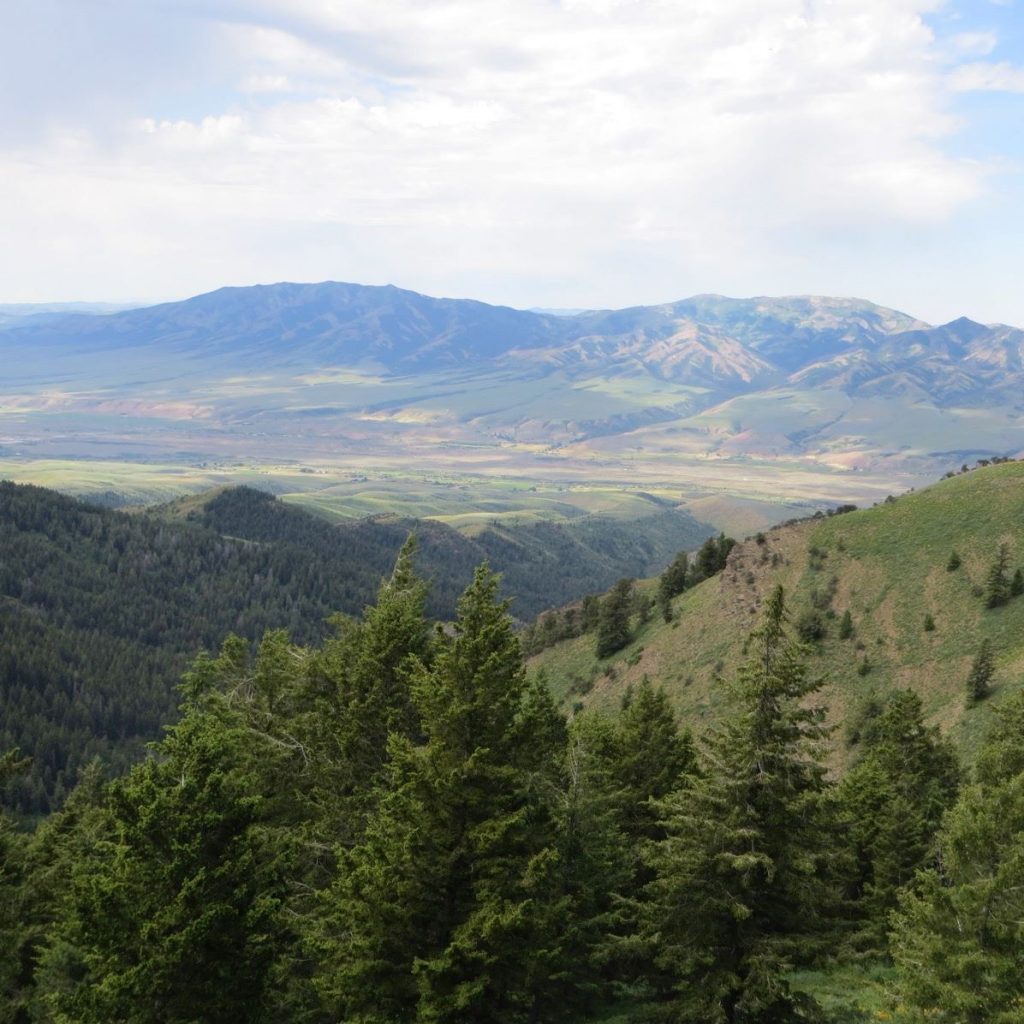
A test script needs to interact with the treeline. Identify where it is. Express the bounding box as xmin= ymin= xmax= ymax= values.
xmin=521 ymin=533 xmax=736 ymax=658
xmin=4 ymin=545 xmax=1019 ymax=1022
xmin=0 ymin=483 xmax=710 ymax=817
